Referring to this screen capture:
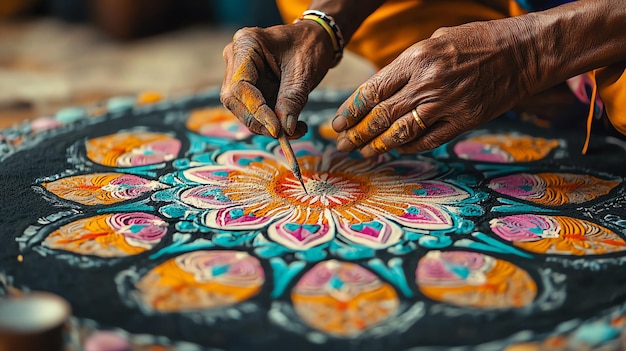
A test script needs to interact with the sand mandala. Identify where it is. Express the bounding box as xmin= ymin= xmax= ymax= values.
xmin=2 ymin=91 xmax=626 ymax=350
